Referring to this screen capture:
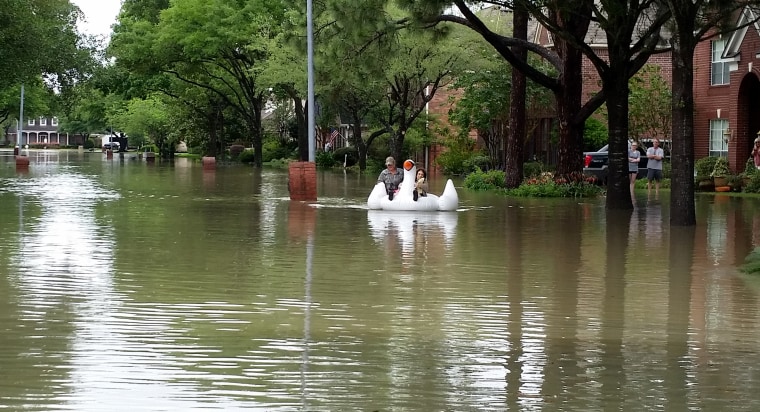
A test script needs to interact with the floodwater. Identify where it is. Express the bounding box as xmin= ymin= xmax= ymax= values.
xmin=1 ymin=150 xmax=760 ymax=411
